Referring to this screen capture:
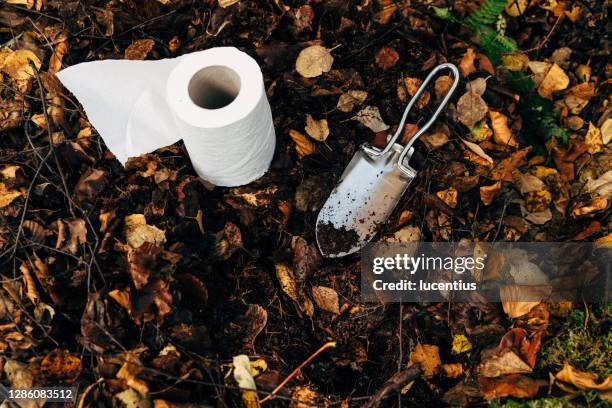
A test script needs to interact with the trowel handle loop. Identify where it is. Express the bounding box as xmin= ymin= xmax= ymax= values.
xmin=362 ymin=63 xmax=460 ymax=177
